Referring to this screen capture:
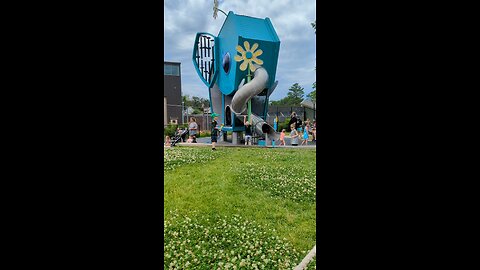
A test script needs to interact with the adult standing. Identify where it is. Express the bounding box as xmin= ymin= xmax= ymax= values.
xmin=288 ymin=112 xmax=297 ymax=132
xmin=297 ymin=118 xmax=303 ymax=132
xmin=188 ymin=117 xmax=198 ymax=143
